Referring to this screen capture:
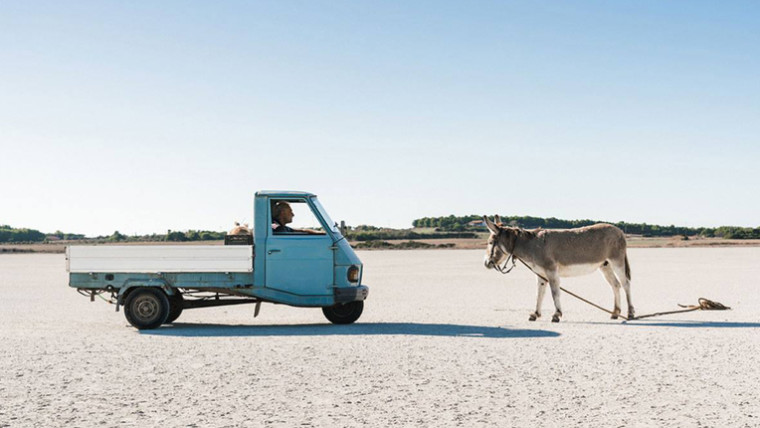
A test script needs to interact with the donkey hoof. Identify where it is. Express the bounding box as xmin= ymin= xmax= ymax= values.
xmin=529 ymin=314 xmax=537 ymax=321
xmin=627 ymin=313 xmax=636 ymax=320
xmin=551 ymin=315 xmax=560 ymax=323
xmin=610 ymin=314 xmax=619 ymax=320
